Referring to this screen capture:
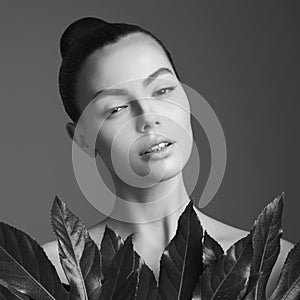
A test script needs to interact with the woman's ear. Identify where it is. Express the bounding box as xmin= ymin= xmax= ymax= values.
xmin=65 ymin=122 xmax=96 ymax=158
